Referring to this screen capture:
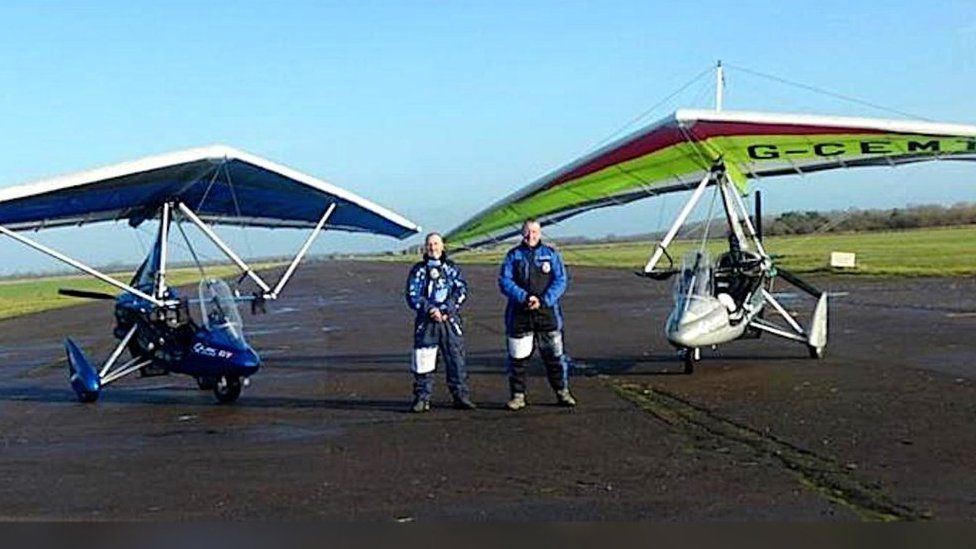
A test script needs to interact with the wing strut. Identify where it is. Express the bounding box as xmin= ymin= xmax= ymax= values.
xmin=0 ymin=224 xmax=166 ymax=307
xmin=176 ymin=202 xmax=273 ymax=294
xmin=268 ymin=202 xmax=337 ymax=299
xmin=156 ymin=202 xmax=171 ymax=299
xmin=643 ymin=164 xmax=721 ymax=274
xmin=176 ymin=201 xmax=337 ymax=300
